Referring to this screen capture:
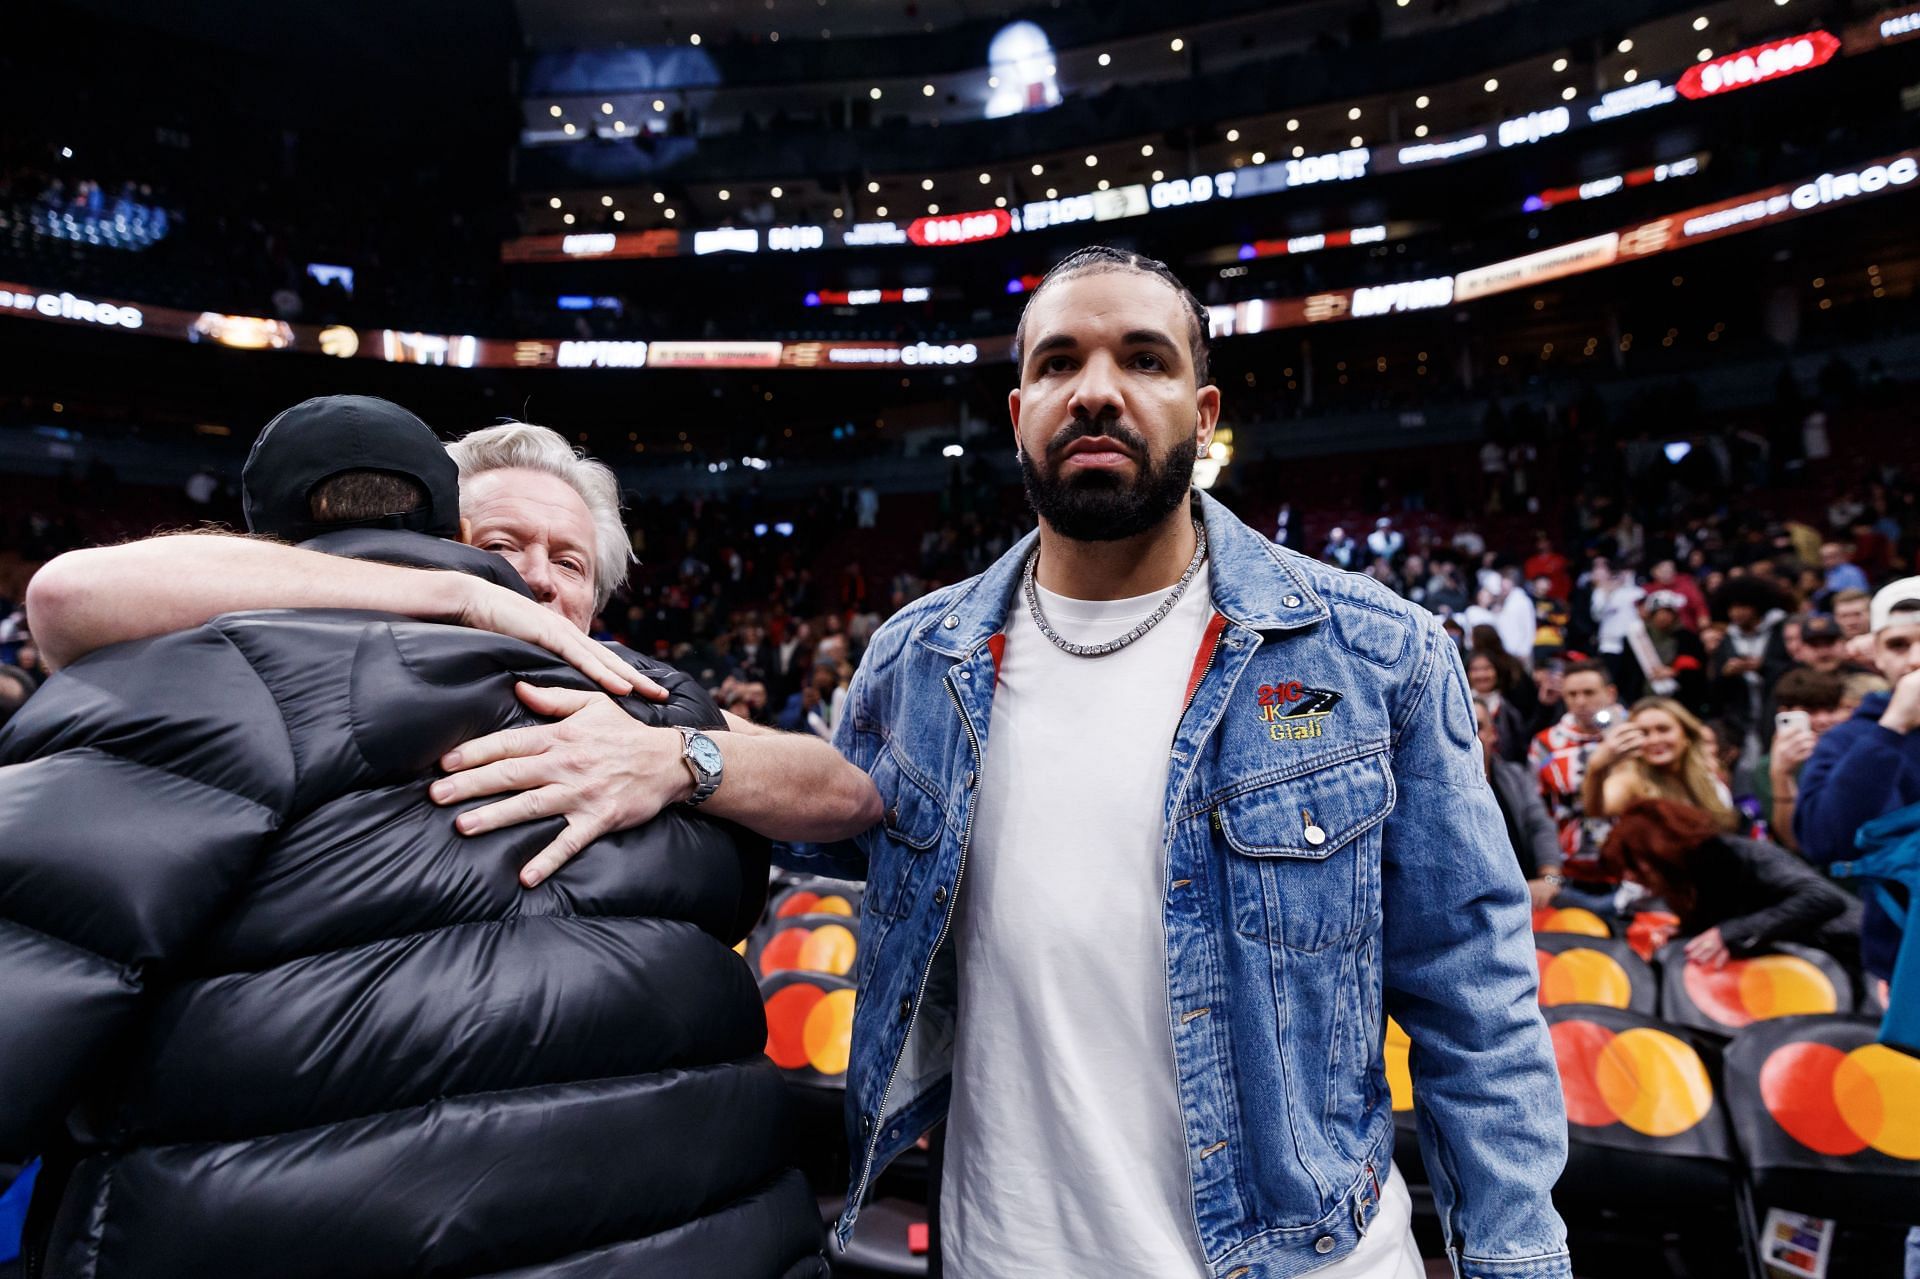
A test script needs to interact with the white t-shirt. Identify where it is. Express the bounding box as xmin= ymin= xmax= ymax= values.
xmin=942 ymin=563 xmax=1420 ymax=1277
